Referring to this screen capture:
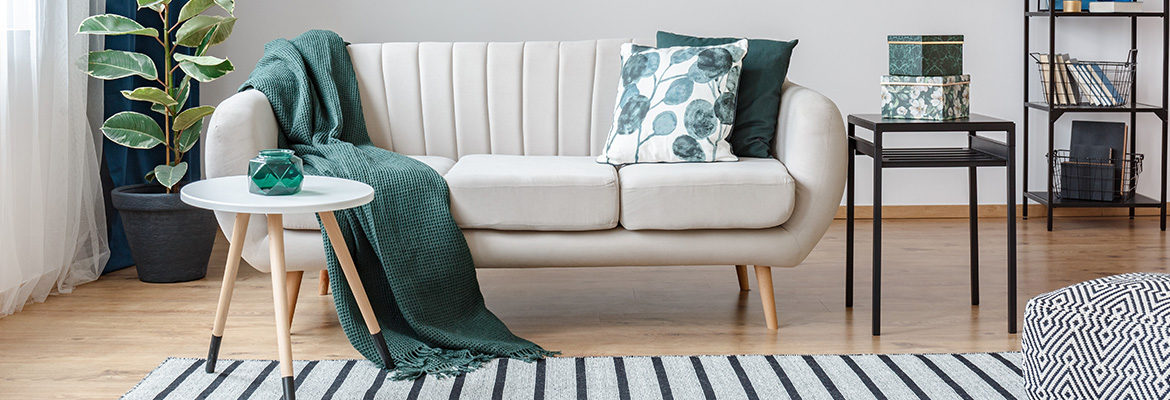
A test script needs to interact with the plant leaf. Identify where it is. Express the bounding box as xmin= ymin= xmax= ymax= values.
xmin=150 ymin=103 xmax=168 ymax=116
xmin=177 ymin=56 xmax=233 ymax=82
xmin=77 ymin=14 xmax=158 ymax=37
xmin=177 ymin=0 xmax=214 ymax=23
xmin=177 ymin=119 xmax=202 ymax=153
xmin=101 ymin=111 xmax=165 ymax=149
xmin=171 ymin=76 xmax=191 ymax=113
xmin=144 ymin=170 xmax=156 ymax=182
xmin=152 ymin=76 xmax=192 ymax=116
xmin=121 ymin=87 xmax=177 ymax=107
xmin=78 ymin=50 xmax=158 ymax=81
xmin=174 ymin=53 xmax=227 ymax=66
xmin=214 ymin=0 xmax=234 ymax=15
xmin=195 ymin=25 xmax=217 ymax=56
xmin=154 ymin=162 xmax=188 ymax=190
xmin=137 ymin=0 xmax=169 ymax=11
xmin=175 ymin=15 xmax=235 ymax=48
xmin=173 ymin=105 xmax=214 ymax=132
